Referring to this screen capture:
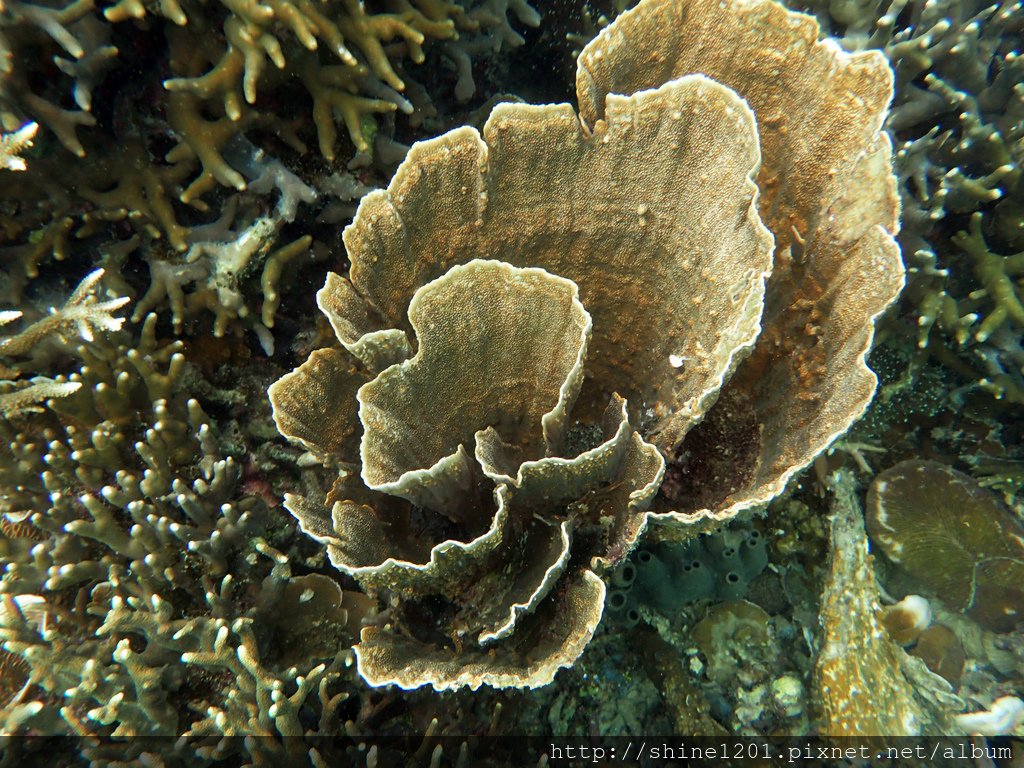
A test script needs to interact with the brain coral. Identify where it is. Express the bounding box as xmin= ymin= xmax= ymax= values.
xmin=269 ymin=0 xmax=905 ymax=691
